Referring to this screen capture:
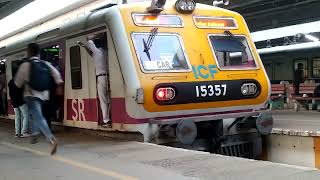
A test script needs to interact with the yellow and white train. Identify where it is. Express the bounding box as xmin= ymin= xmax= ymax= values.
xmin=0 ymin=0 xmax=272 ymax=158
